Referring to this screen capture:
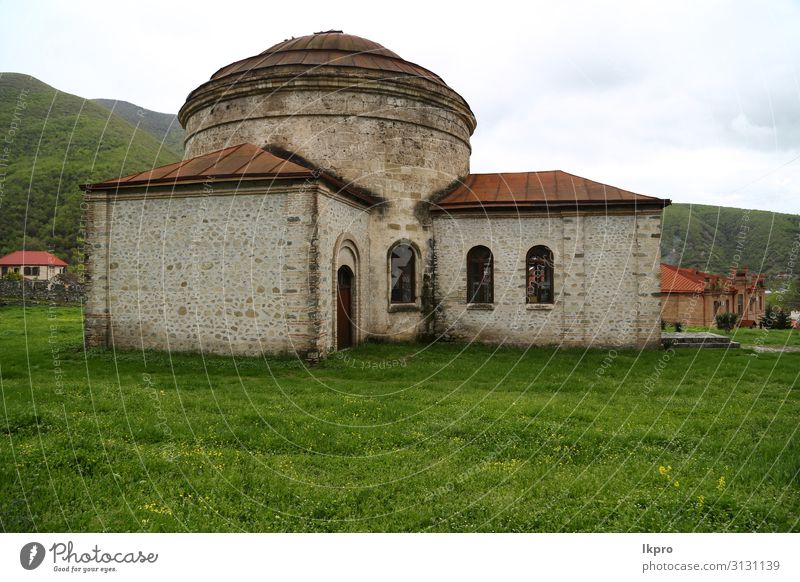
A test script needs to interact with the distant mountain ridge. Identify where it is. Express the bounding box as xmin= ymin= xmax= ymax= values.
xmin=91 ymin=98 xmax=184 ymax=157
xmin=661 ymin=203 xmax=800 ymax=278
xmin=0 ymin=73 xmax=798 ymax=280
xmin=0 ymin=73 xmax=181 ymax=263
